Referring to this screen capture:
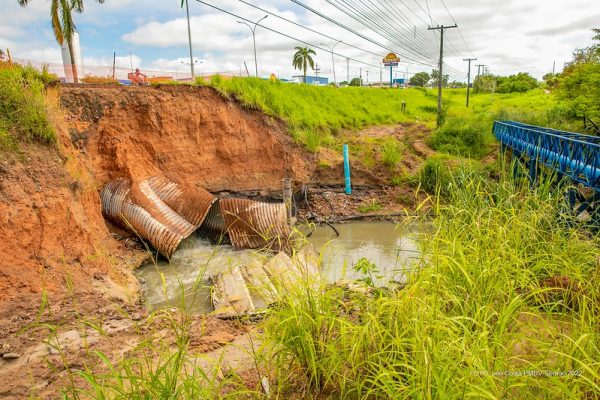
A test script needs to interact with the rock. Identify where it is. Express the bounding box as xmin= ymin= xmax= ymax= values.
xmin=210 ymin=266 xmax=255 ymax=318
xmin=0 ymin=343 xmax=10 ymax=355
xmin=131 ymin=312 xmax=142 ymax=321
xmin=2 ymin=352 xmax=21 ymax=360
